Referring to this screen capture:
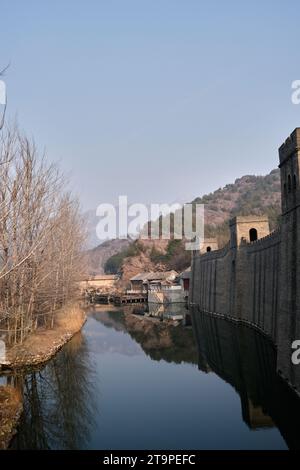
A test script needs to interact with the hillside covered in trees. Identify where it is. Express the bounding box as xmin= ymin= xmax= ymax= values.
xmin=89 ymin=169 xmax=281 ymax=280
xmin=193 ymin=168 xmax=281 ymax=247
